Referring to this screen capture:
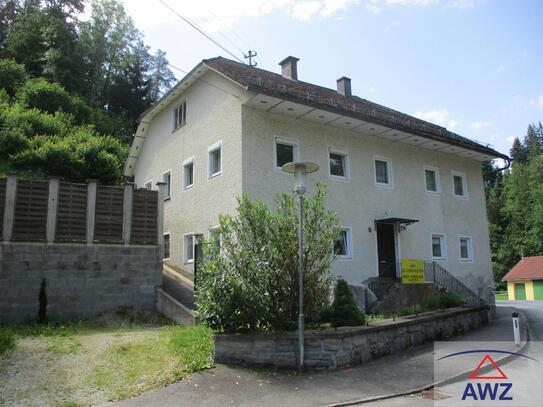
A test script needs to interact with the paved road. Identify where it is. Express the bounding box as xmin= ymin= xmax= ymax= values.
xmin=497 ymin=300 xmax=543 ymax=340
